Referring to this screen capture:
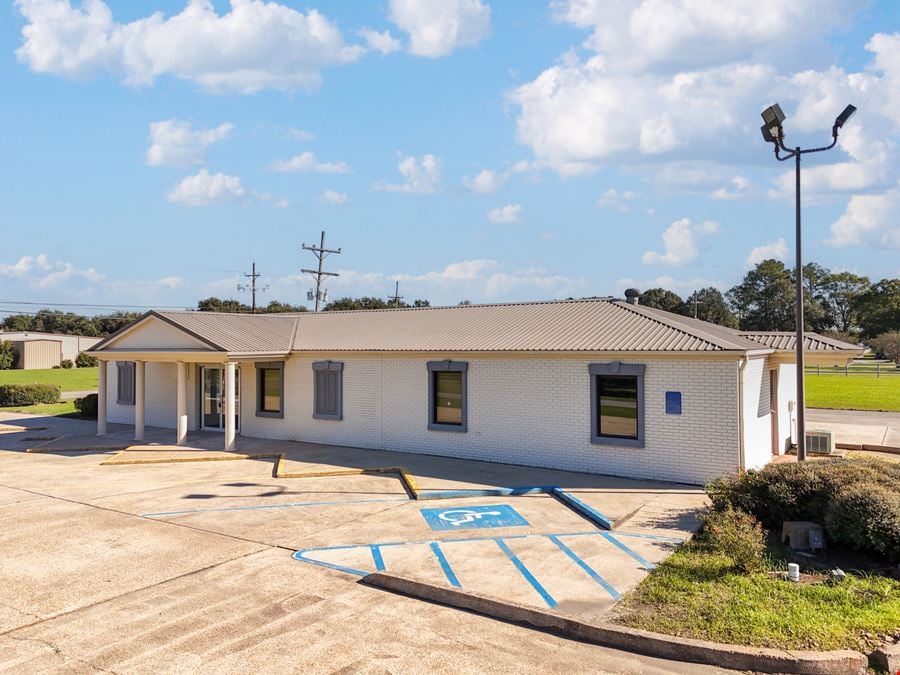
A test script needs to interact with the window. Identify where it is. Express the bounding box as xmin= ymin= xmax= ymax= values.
xmin=427 ymin=360 xmax=468 ymax=432
xmin=116 ymin=361 xmax=135 ymax=405
xmin=255 ymin=361 xmax=284 ymax=418
xmin=589 ymin=362 xmax=645 ymax=447
xmin=312 ymin=361 xmax=343 ymax=420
